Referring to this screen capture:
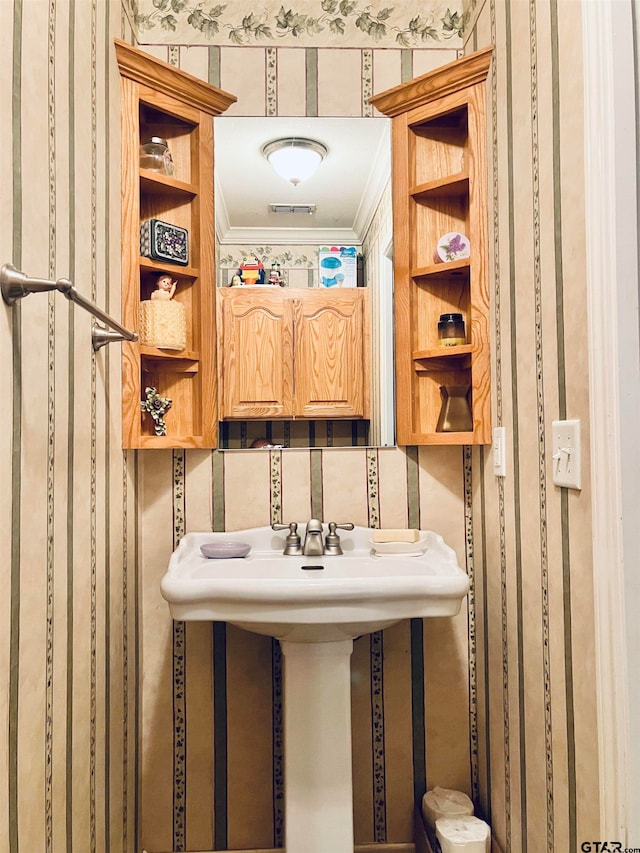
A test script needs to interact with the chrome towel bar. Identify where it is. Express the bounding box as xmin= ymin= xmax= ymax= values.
xmin=1 ymin=262 xmax=138 ymax=351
